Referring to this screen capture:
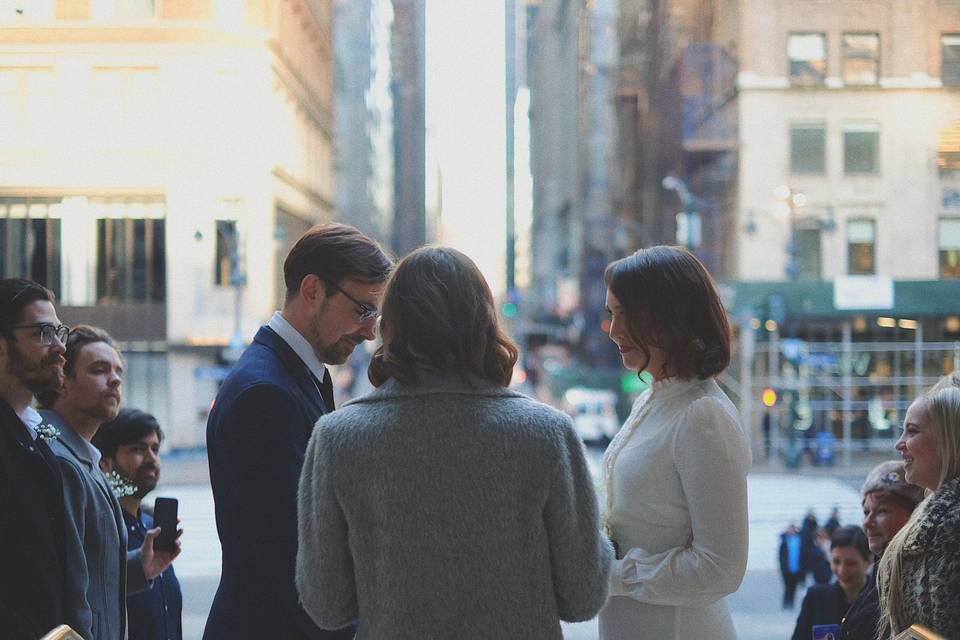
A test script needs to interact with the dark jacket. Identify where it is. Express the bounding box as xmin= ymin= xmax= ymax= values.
xmin=791 ymin=582 xmax=849 ymax=640
xmin=125 ymin=509 xmax=183 ymax=640
xmin=839 ymin=568 xmax=878 ymax=640
xmin=45 ymin=410 xmax=151 ymax=640
xmin=204 ymin=326 xmax=352 ymax=640
xmin=0 ymin=398 xmax=68 ymax=640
